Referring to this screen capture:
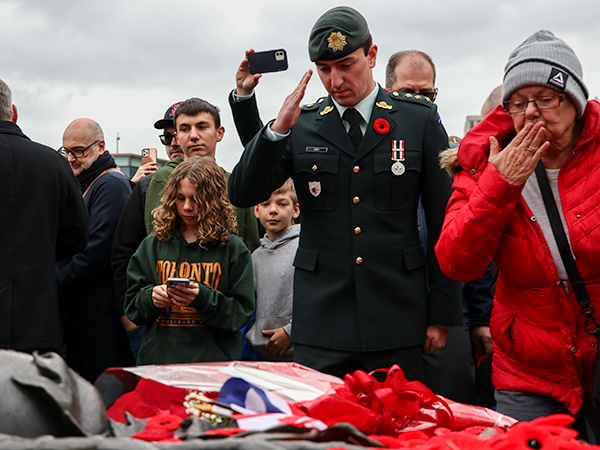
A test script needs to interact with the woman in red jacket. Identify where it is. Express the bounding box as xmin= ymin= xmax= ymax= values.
xmin=435 ymin=30 xmax=600 ymax=423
